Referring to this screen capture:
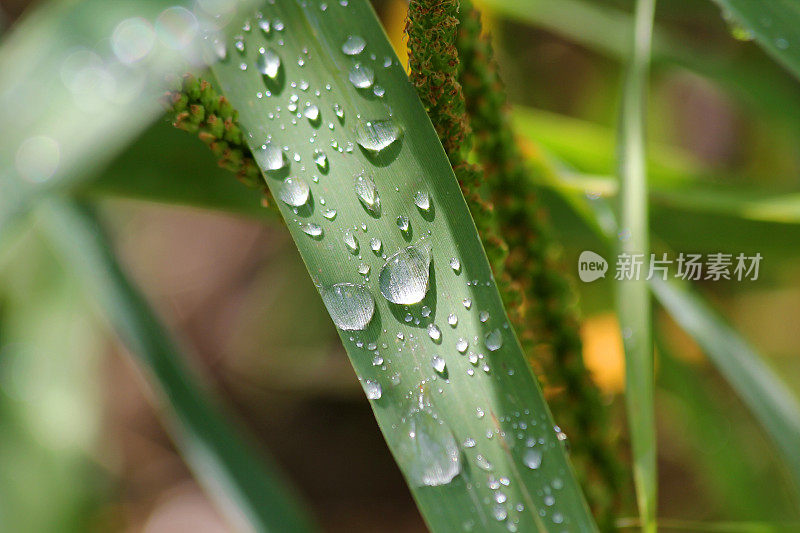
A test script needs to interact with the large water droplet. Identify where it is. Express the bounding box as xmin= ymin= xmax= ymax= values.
xmin=355 ymin=120 xmax=401 ymax=154
xmin=342 ymin=35 xmax=366 ymax=55
xmin=523 ymin=448 xmax=542 ymax=470
xmin=322 ymin=283 xmax=375 ymax=331
xmin=413 ymin=190 xmax=430 ymax=212
xmin=279 ymin=177 xmax=310 ymax=206
xmin=485 ymin=329 xmax=503 ymax=351
xmin=354 ymin=173 xmax=381 ymax=215
xmin=254 ymin=142 xmax=288 ymax=172
xmin=349 ymin=62 xmax=374 ymax=88
xmin=363 ymin=379 xmax=382 ymax=400
xmin=378 ymin=241 xmax=432 ymax=305
xmin=256 ymin=48 xmax=281 ymax=79
xmin=395 ymin=410 xmax=460 ymax=487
